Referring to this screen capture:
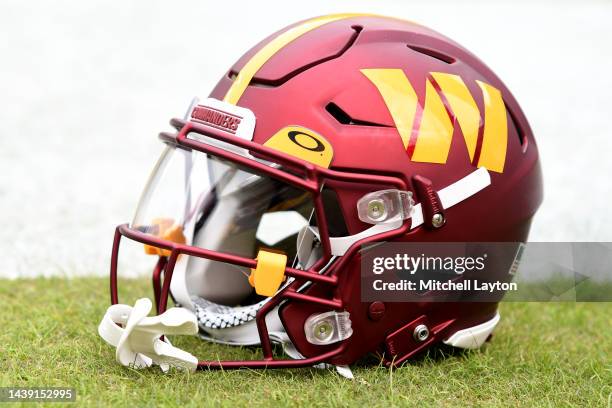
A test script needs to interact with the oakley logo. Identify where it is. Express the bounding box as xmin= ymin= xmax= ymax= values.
xmin=362 ymin=69 xmax=508 ymax=173
xmin=264 ymin=126 xmax=334 ymax=168
xmin=191 ymin=105 xmax=242 ymax=134
xmin=287 ymin=130 xmax=326 ymax=152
